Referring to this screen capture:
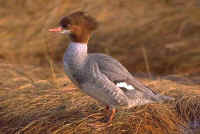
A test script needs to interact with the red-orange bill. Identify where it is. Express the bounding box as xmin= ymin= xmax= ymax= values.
xmin=48 ymin=27 xmax=63 ymax=32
